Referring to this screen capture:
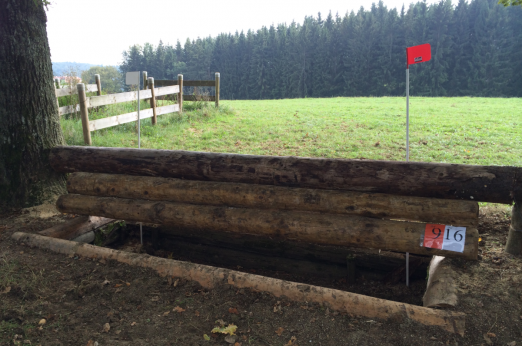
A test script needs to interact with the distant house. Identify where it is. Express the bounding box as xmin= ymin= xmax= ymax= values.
xmin=53 ymin=76 xmax=82 ymax=86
